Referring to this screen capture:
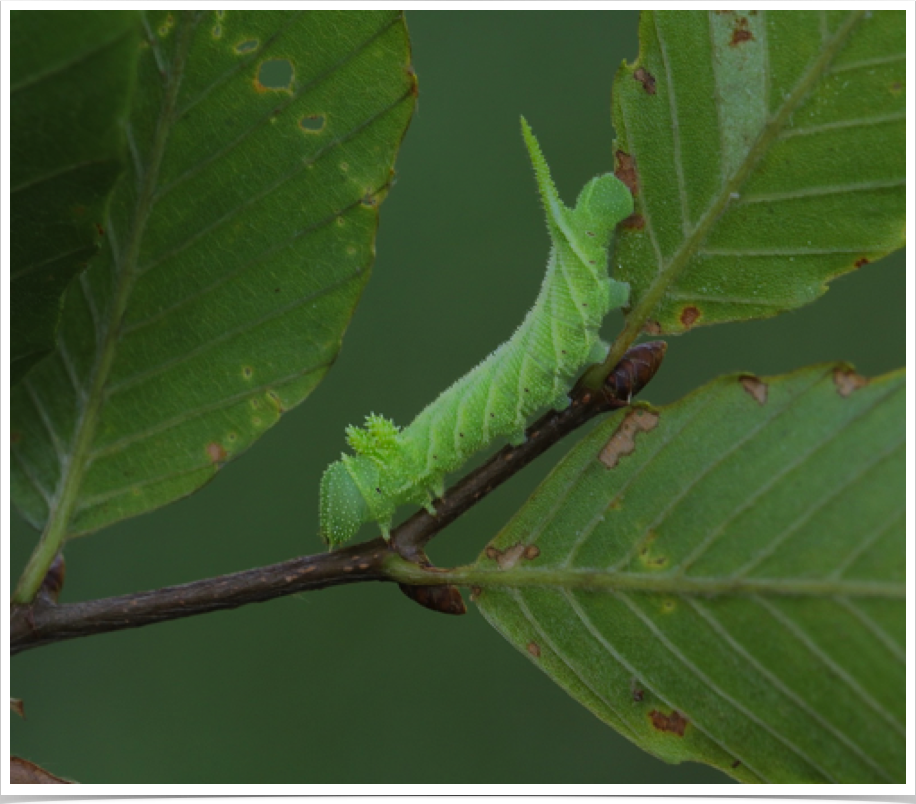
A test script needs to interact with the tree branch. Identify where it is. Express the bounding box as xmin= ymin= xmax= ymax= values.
xmin=10 ymin=342 xmax=666 ymax=655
